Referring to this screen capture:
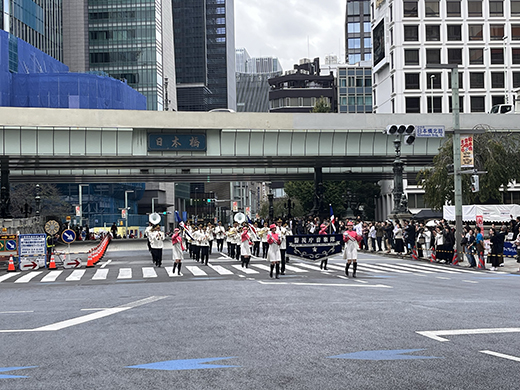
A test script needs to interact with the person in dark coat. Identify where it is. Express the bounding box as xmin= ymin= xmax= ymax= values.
xmin=488 ymin=228 xmax=504 ymax=271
